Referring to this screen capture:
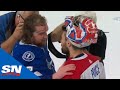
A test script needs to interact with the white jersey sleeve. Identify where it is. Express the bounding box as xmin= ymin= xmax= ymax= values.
xmin=80 ymin=60 xmax=106 ymax=79
xmin=99 ymin=62 xmax=106 ymax=79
